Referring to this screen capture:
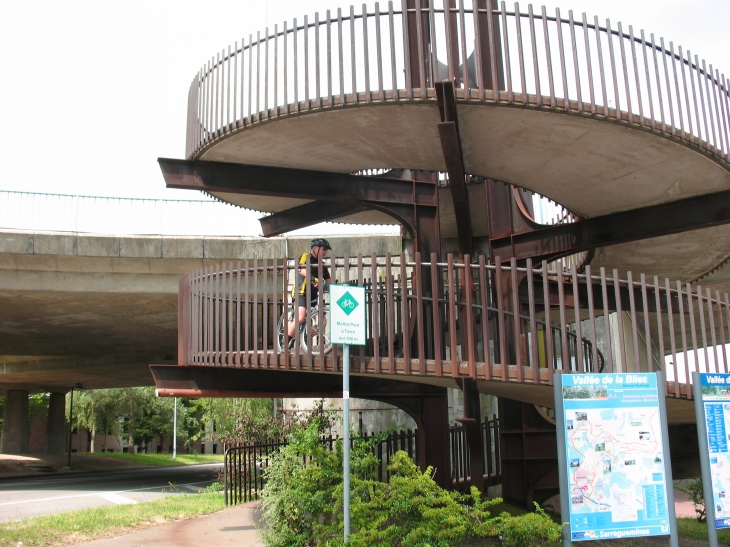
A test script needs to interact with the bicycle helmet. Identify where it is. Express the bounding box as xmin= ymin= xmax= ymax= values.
xmin=310 ymin=238 xmax=332 ymax=250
